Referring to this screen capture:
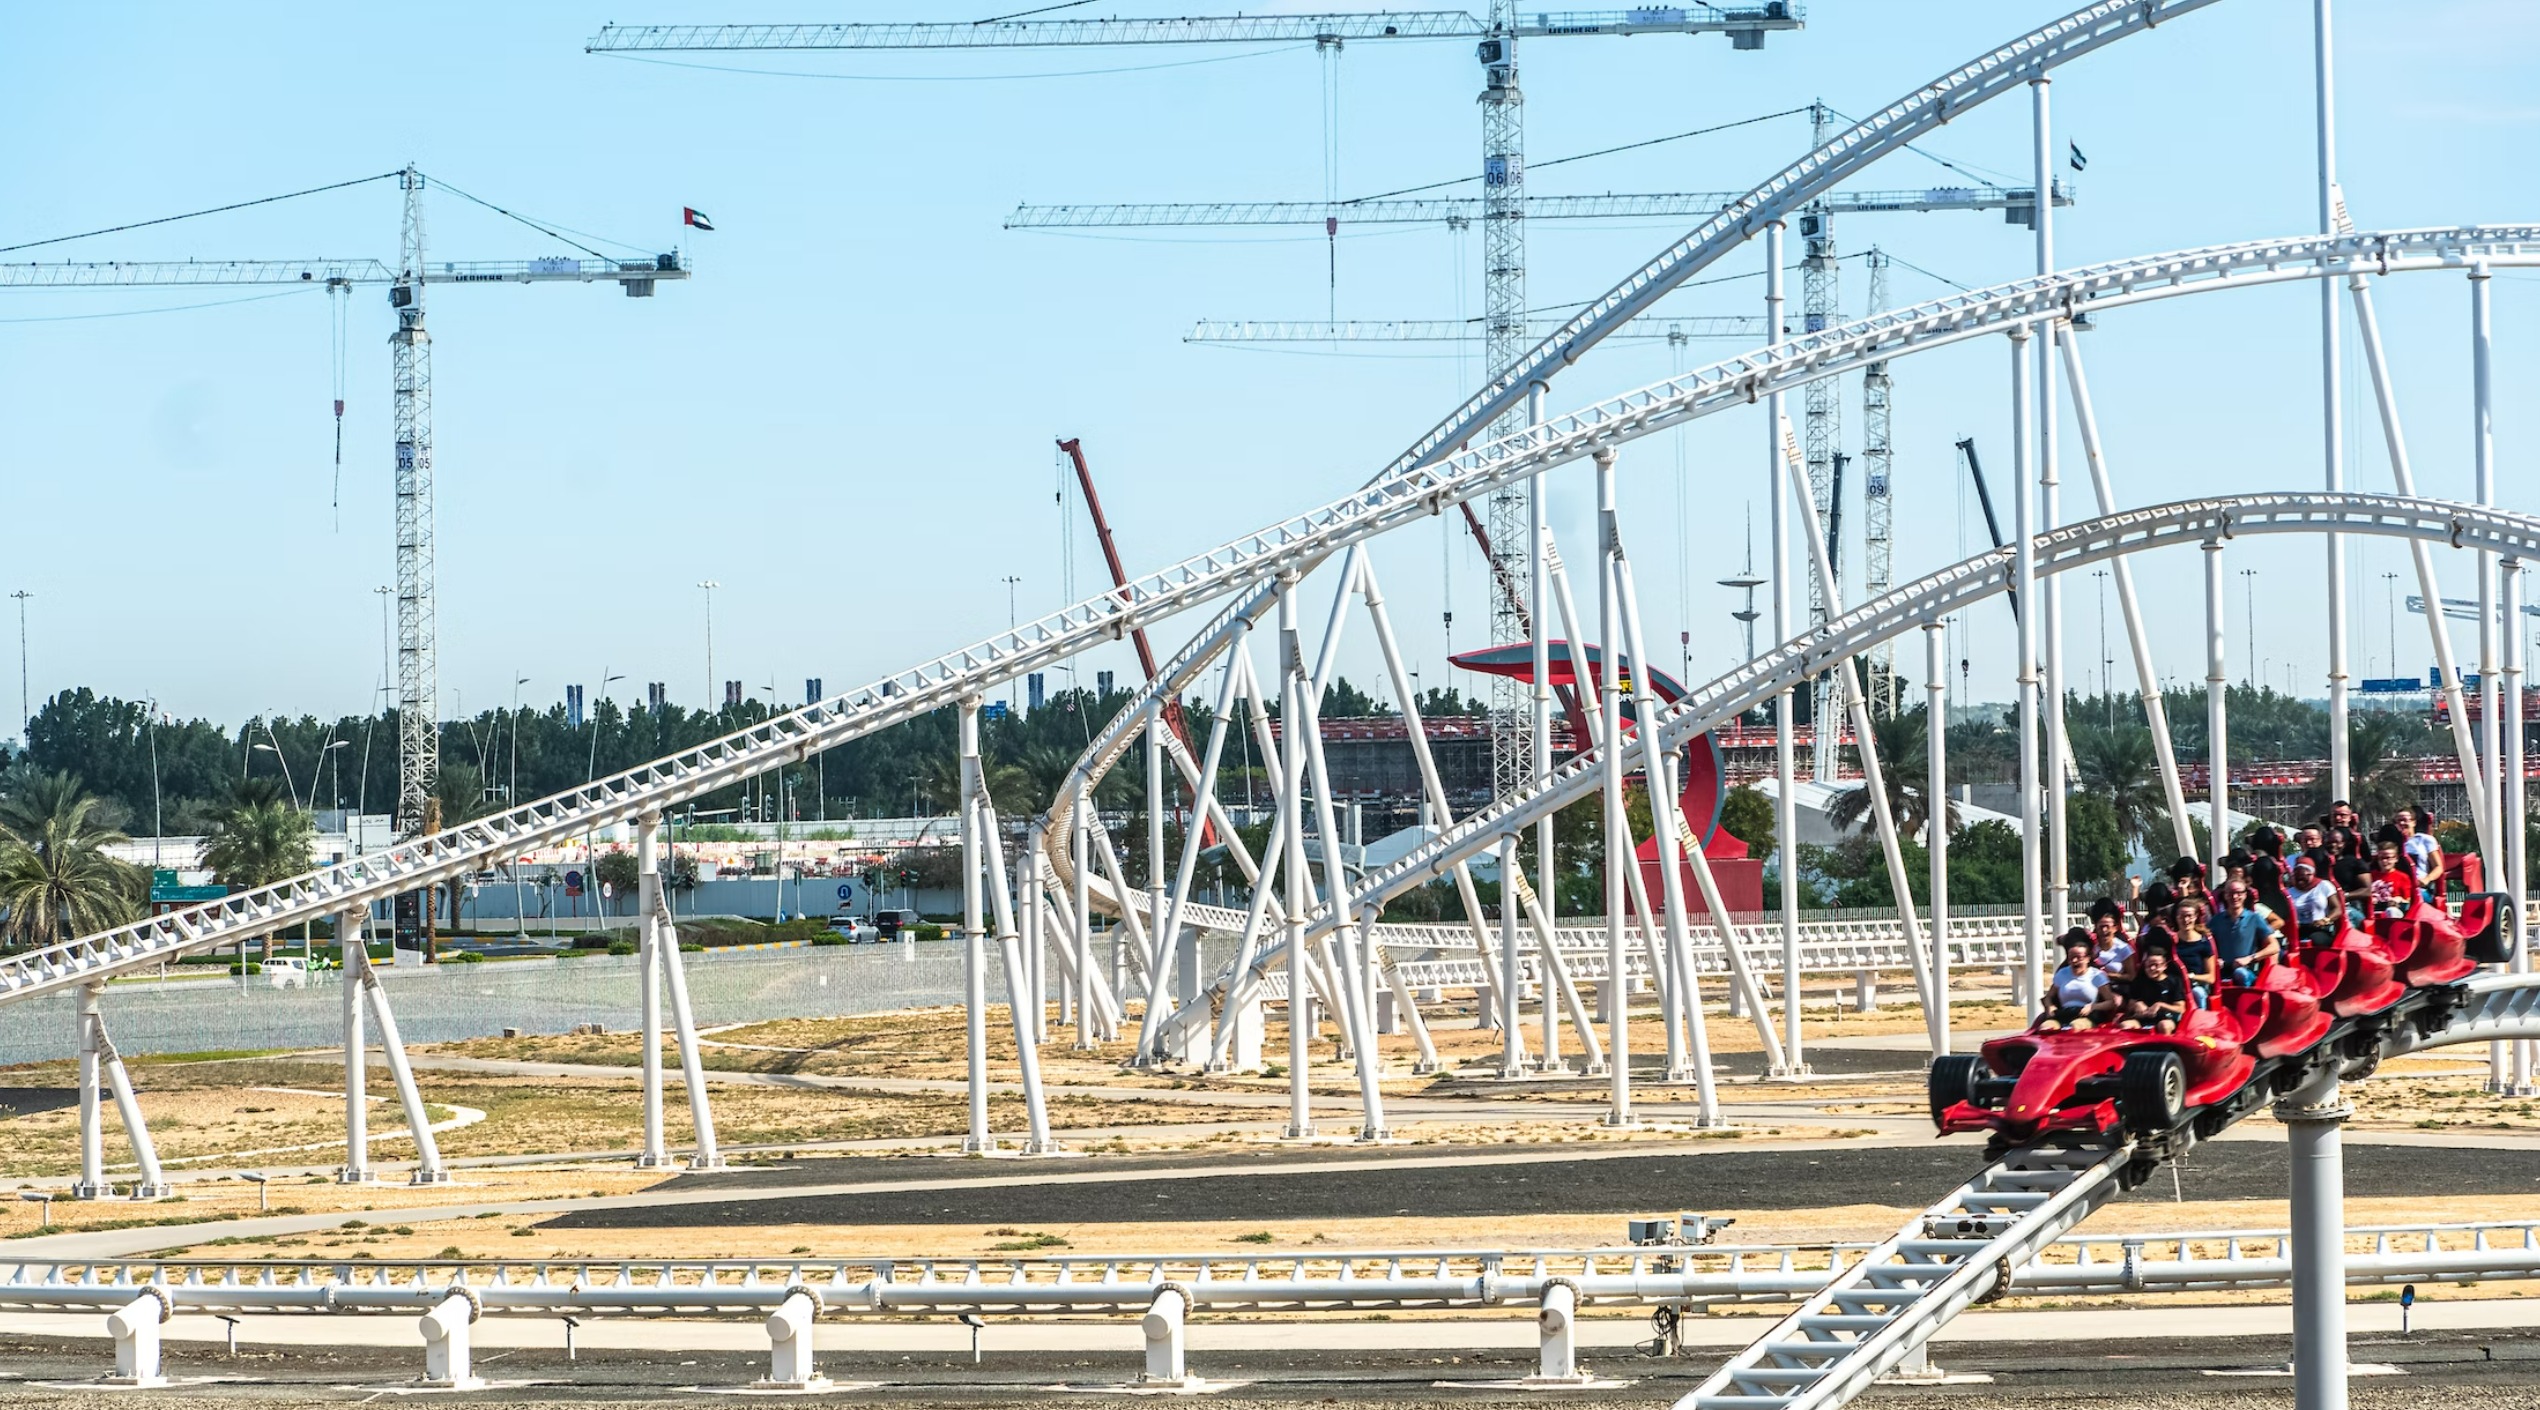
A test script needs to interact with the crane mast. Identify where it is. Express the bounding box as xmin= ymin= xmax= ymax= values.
xmin=391 ymin=166 xmax=438 ymax=834
xmin=1800 ymin=102 xmax=1843 ymax=779
xmin=1478 ymin=1 xmax=1533 ymax=797
xmin=1861 ymin=247 xmax=1896 ymax=718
